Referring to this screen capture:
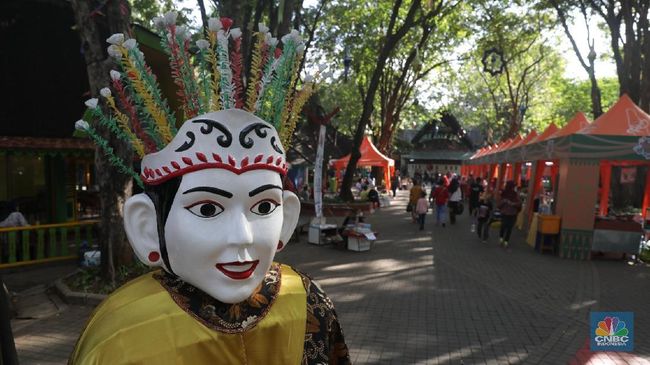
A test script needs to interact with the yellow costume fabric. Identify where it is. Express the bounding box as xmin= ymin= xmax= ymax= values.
xmin=70 ymin=264 xmax=306 ymax=365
